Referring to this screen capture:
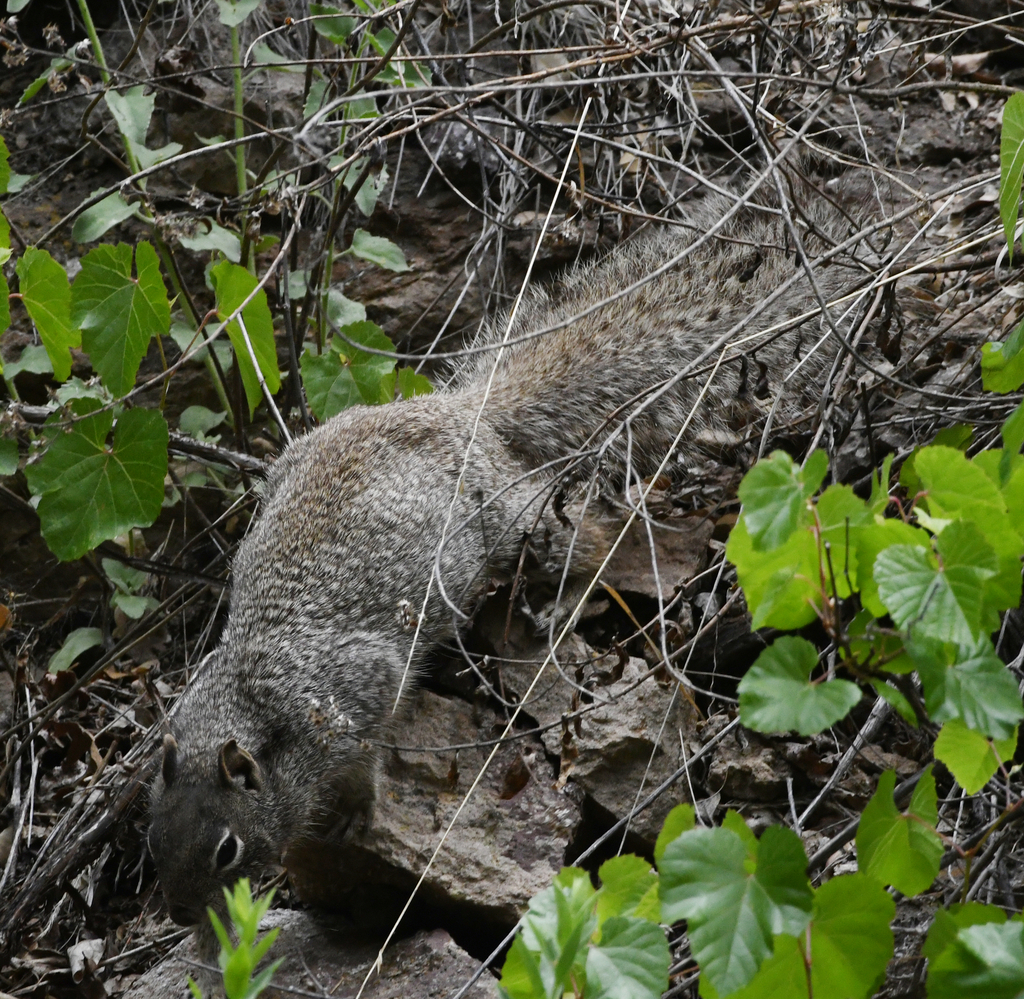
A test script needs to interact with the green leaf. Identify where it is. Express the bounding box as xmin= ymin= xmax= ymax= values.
xmin=814 ymin=484 xmax=872 ymax=598
xmin=499 ymin=934 xmax=549 ymax=999
xmin=210 ymin=260 xmax=281 ymax=416
xmin=215 ymin=0 xmax=262 ymax=26
xmin=304 ymin=78 xmax=329 ymax=120
xmin=25 ymin=403 xmax=169 ymax=561
xmin=325 ymin=287 xmax=366 ymax=328
xmin=71 ymin=242 xmax=171 ymax=396
xmin=725 ymin=517 xmax=818 ymax=631
xmin=15 ymin=247 xmax=80 ymax=382
xmin=654 ymin=803 xmax=694 ymax=867
xmin=870 ymin=680 xmax=917 ymax=726
xmin=0 ymin=439 xmax=18 ymax=476
xmin=910 ymin=634 xmax=1023 ymax=740
xmin=18 ymin=58 xmax=73 ymax=106
xmin=396 ymin=366 xmax=432 ymax=398
xmin=934 ymin=718 xmax=1018 ymax=794
xmin=698 ymin=933 xmax=808 ymax=999
xmin=916 ymin=447 xmax=1023 ymax=610
xmin=722 ymin=810 xmax=759 ymax=862
xmin=346 ymin=229 xmax=410 ymax=271
xmin=737 ymin=449 xmax=825 ymax=551
xmin=659 ymin=826 xmax=812 ymax=995
xmin=809 ymin=874 xmax=894 ymax=999
xmin=104 ymin=87 xmax=182 ymax=171
xmin=301 ymin=322 xmax=396 ymax=420
xmin=179 ymin=405 xmax=227 ymax=440
xmin=584 ymin=916 xmax=669 ymax=999
xmin=179 ymin=220 xmax=242 ymax=263
xmin=310 ymin=3 xmax=356 ymax=43
xmin=47 ymin=626 xmax=102 ymax=673
xmin=855 ymin=768 xmax=941 ymax=897
xmin=982 ymin=319 xmax=1024 ymax=394
xmin=2 ymin=344 xmax=53 ymax=396
xmin=874 ymin=523 xmax=997 ymax=646
xmin=923 ymin=903 xmax=1007 ymax=962
xmin=928 ymin=921 xmax=1024 ymax=999
xmin=738 ymin=636 xmax=862 ymax=737
xmin=854 ymin=518 xmax=931 ymax=617
xmin=1000 ymin=91 xmax=1024 ymax=263
xmin=596 ymin=856 xmax=659 ymax=926
xmin=102 ymin=557 xmax=147 ymax=595
xmin=71 ymin=191 xmax=137 ymax=243
xmin=1000 ymin=398 xmax=1024 ymax=484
